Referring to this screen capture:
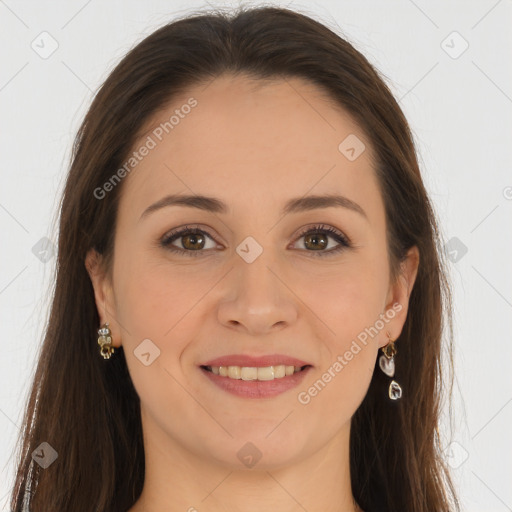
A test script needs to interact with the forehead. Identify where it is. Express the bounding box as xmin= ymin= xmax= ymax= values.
xmin=118 ymin=74 xmax=381 ymax=221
